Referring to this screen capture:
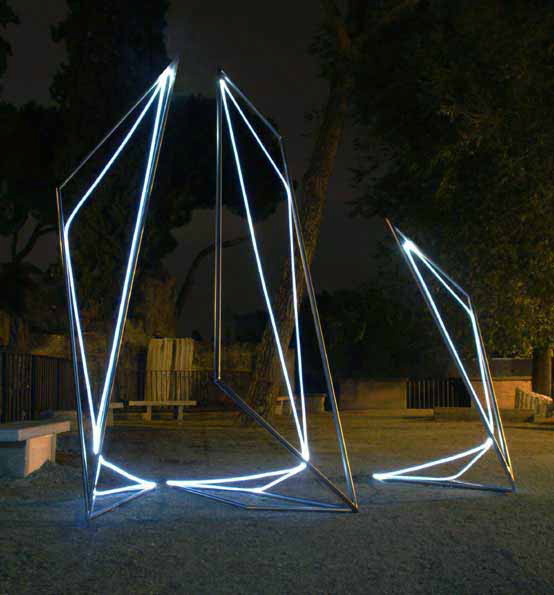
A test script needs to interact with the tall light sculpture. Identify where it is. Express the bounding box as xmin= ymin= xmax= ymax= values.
xmin=373 ymin=220 xmax=515 ymax=492
xmin=167 ymin=71 xmax=358 ymax=512
xmin=56 ymin=63 xmax=177 ymax=519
